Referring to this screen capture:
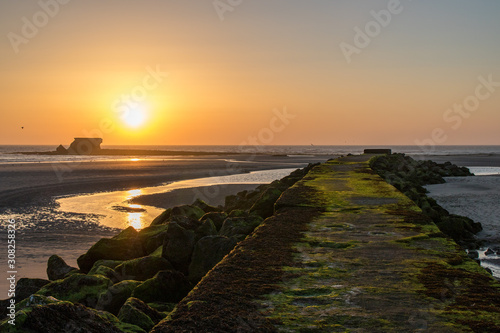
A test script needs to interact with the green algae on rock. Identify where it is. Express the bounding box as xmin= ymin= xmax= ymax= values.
xmin=36 ymin=274 xmax=113 ymax=308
